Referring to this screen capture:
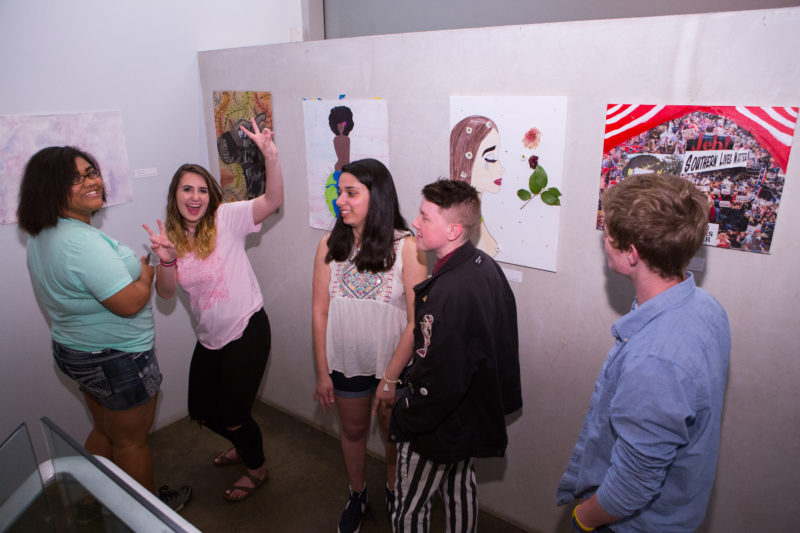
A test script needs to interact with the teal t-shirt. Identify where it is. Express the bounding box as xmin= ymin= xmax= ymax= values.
xmin=26 ymin=217 xmax=154 ymax=352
